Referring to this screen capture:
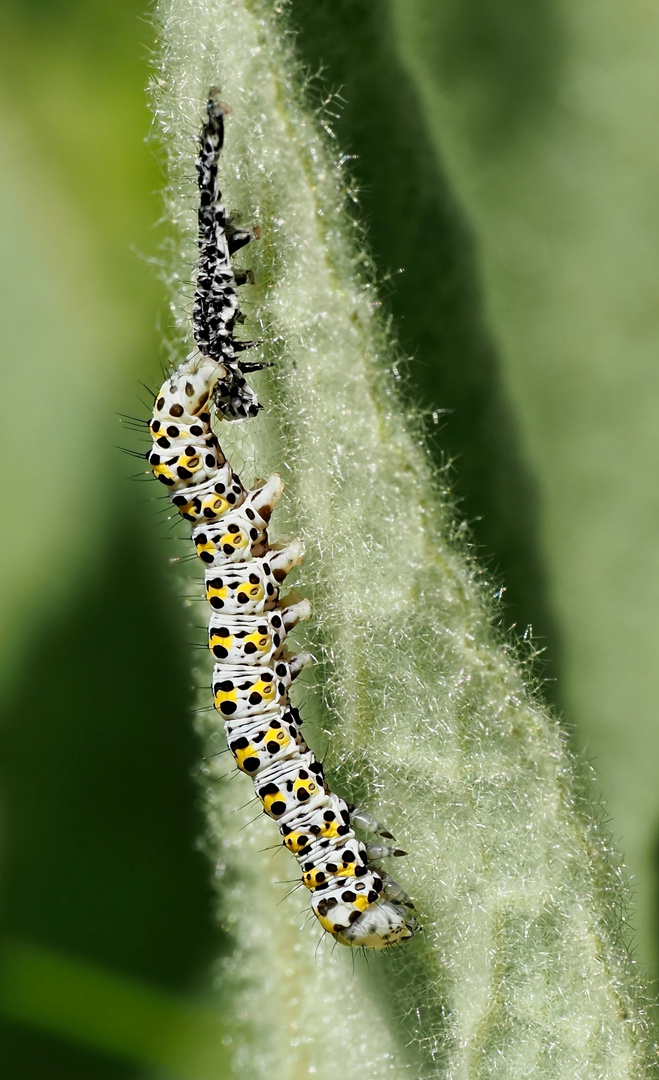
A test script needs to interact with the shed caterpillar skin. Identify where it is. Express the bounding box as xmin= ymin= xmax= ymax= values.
xmin=148 ymin=90 xmax=417 ymax=949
